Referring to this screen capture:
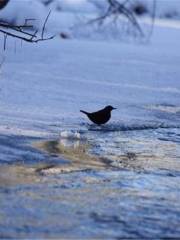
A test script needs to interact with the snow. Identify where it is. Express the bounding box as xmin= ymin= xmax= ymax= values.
xmin=0 ymin=1 xmax=180 ymax=239
xmin=0 ymin=0 xmax=46 ymax=28
xmin=0 ymin=22 xmax=180 ymax=156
